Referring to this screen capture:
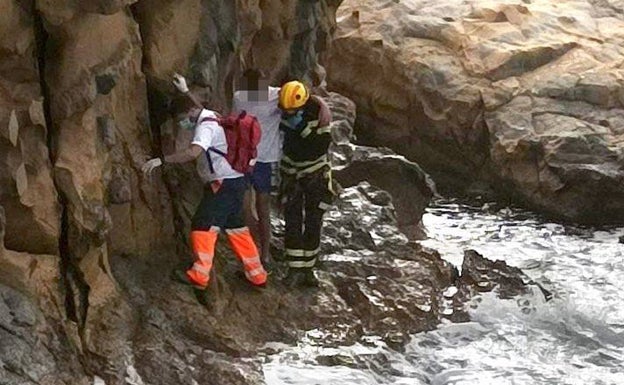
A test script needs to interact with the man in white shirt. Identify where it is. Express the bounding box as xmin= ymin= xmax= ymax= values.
xmin=232 ymin=69 xmax=282 ymax=270
xmin=142 ymin=105 xmax=268 ymax=290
